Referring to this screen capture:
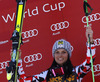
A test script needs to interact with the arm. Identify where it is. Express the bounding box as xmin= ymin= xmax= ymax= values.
xmin=75 ymin=26 xmax=96 ymax=81
xmin=75 ymin=43 xmax=96 ymax=81
xmin=18 ymin=59 xmax=48 ymax=82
